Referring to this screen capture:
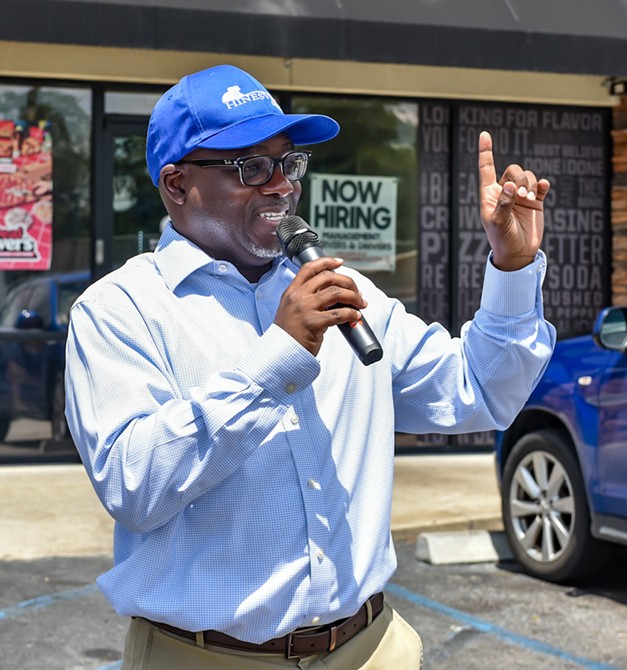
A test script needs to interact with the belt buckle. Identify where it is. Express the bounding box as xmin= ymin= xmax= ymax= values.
xmin=286 ymin=631 xmax=298 ymax=660
xmin=328 ymin=624 xmax=338 ymax=652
